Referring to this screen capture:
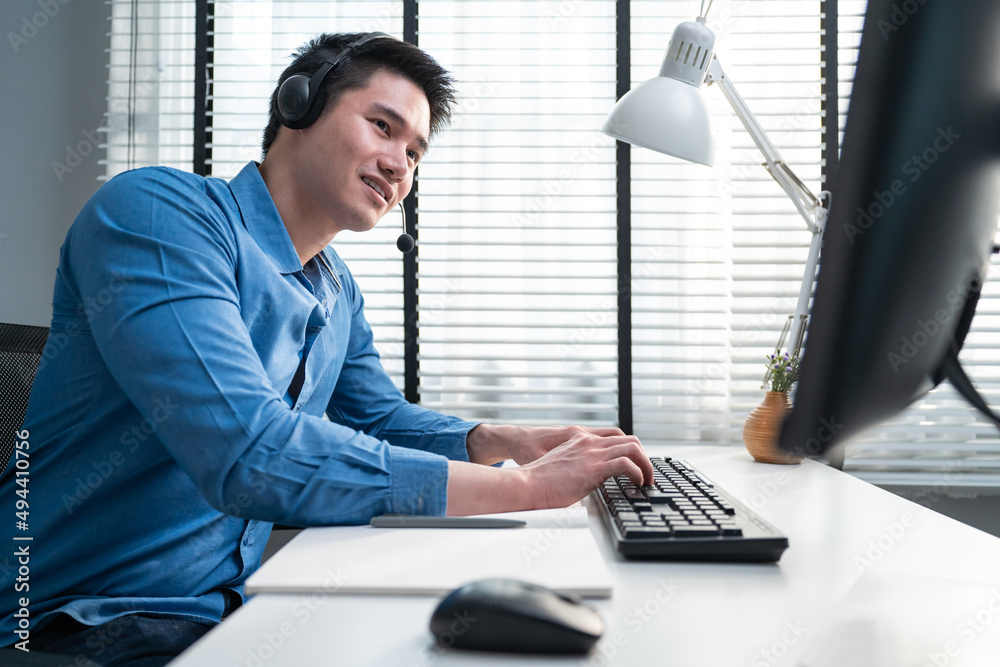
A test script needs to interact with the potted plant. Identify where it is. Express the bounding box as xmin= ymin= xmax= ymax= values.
xmin=743 ymin=351 xmax=803 ymax=464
